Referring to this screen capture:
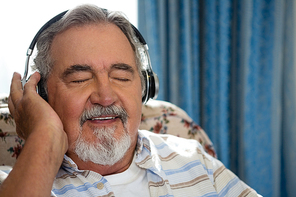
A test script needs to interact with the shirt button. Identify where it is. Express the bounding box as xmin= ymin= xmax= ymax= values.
xmin=97 ymin=182 xmax=104 ymax=190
